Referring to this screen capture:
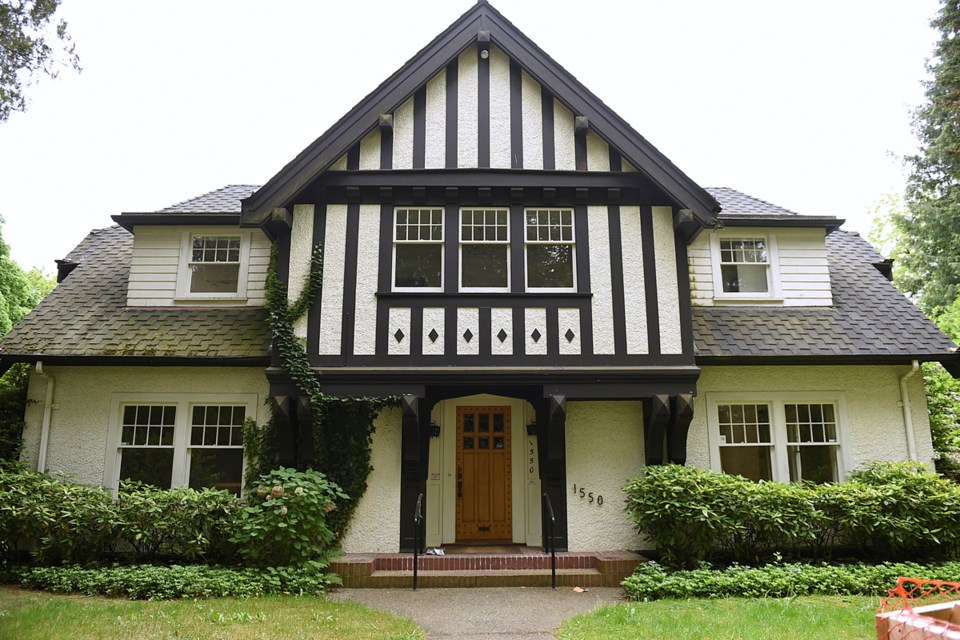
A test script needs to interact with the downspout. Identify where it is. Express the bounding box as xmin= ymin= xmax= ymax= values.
xmin=35 ymin=361 xmax=55 ymax=473
xmin=899 ymin=360 xmax=920 ymax=462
